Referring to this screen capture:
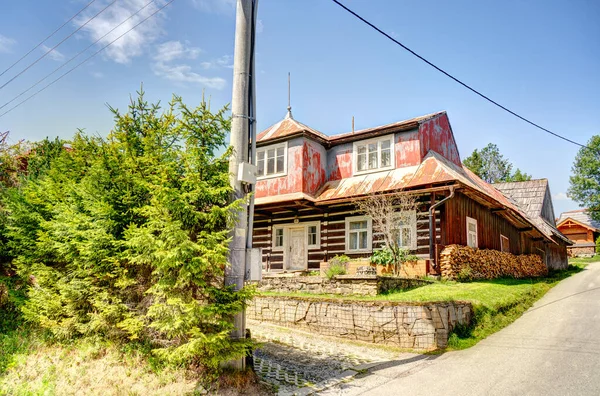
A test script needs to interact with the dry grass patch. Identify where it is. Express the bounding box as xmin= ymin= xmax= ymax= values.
xmin=0 ymin=337 xmax=196 ymax=395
